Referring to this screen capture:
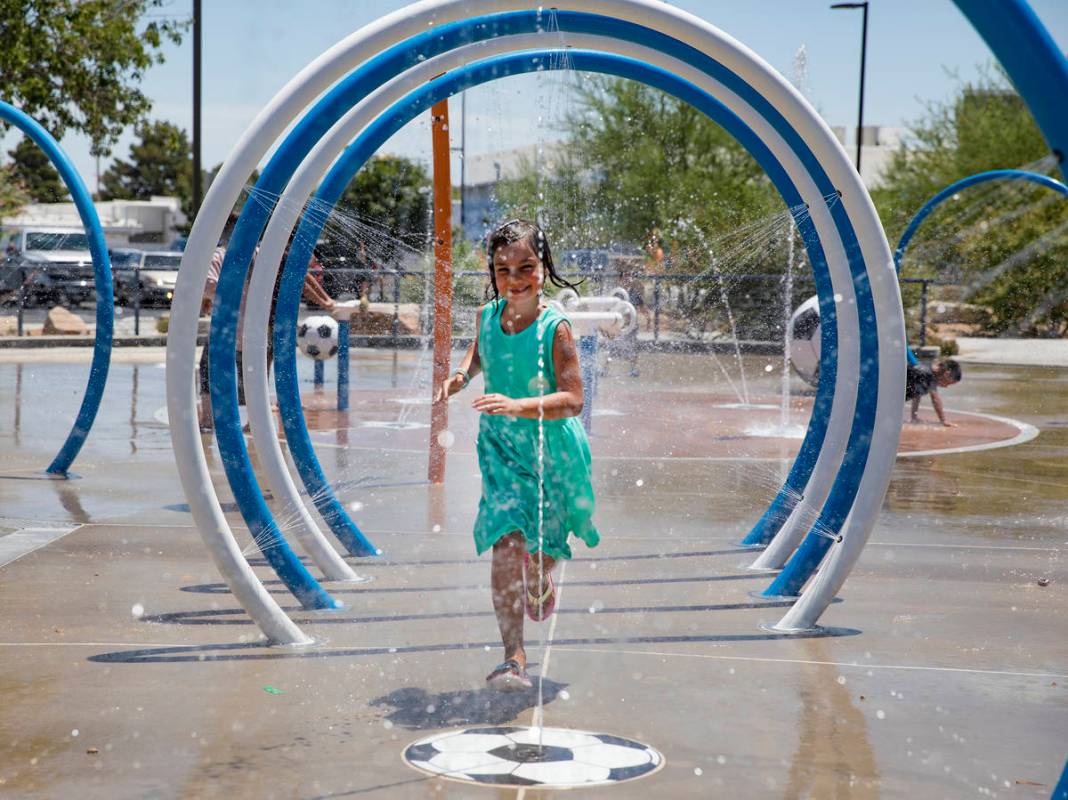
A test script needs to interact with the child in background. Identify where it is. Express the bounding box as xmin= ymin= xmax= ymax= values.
xmin=906 ymin=358 xmax=962 ymax=427
xmin=434 ymin=219 xmax=600 ymax=692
